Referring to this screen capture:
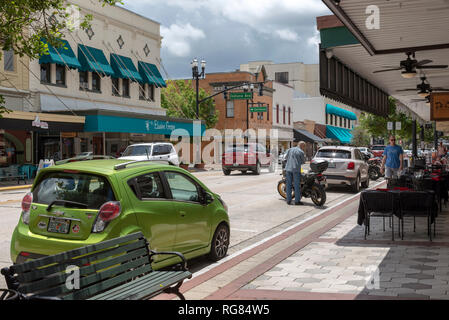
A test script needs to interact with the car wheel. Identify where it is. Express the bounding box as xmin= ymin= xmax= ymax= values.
xmin=208 ymin=223 xmax=230 ymax=262
xmin=223 ymin=169 xmax=231 ymax=176
xmin=253 ymin=162 xmax=261 ymax=175
xmin=351 ymin=174 xmax=361 ymax=193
